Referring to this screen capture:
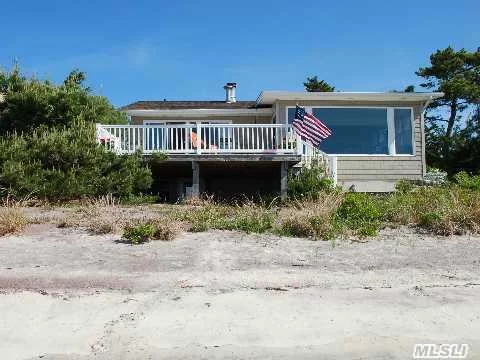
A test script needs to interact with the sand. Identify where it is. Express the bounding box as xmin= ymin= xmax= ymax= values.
xmin=0 ymin=223 xmax=479 ymax=359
